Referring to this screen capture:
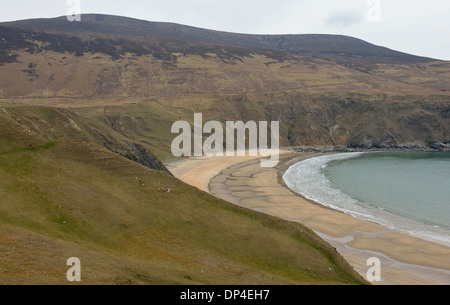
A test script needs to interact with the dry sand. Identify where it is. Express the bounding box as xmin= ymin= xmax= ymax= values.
xmin=166 ymin=151 xmax=450 ymax=285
